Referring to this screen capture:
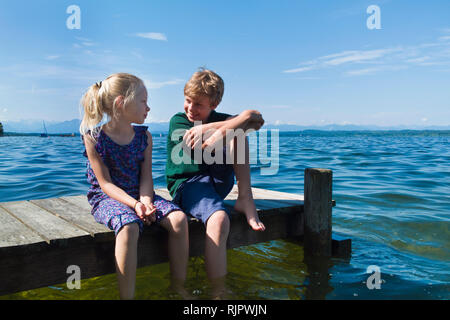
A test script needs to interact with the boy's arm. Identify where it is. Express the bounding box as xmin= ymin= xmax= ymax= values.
xmin=184 ymin=110 xmax=264 ymax=149
xmin=84 ymin=135 xmax=139 ymax=210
